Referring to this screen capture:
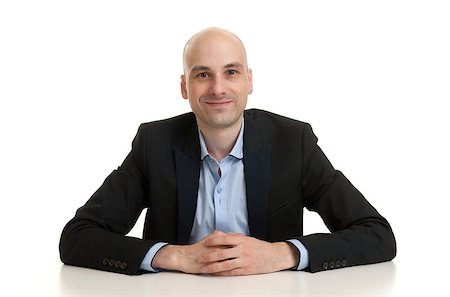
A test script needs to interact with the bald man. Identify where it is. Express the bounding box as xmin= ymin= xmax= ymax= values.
xmin=60 ymin=28 xmax=396 ymax=276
